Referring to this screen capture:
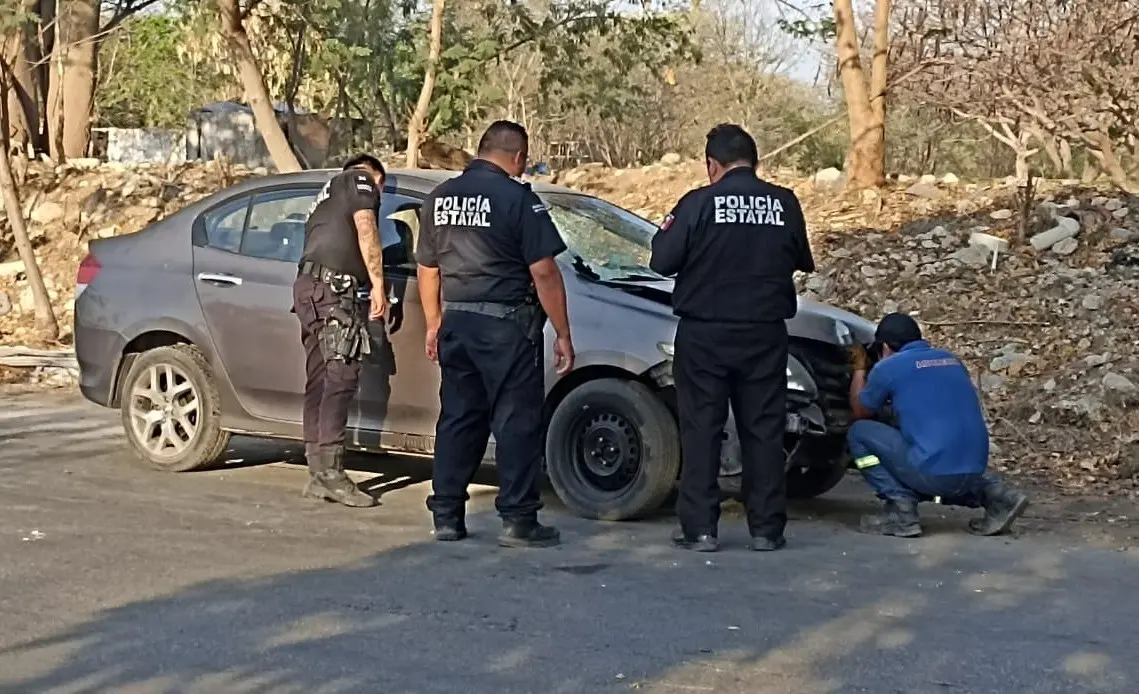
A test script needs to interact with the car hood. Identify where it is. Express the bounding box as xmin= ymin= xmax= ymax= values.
xmin=595 ymin=275 xmax=877 ymax=345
